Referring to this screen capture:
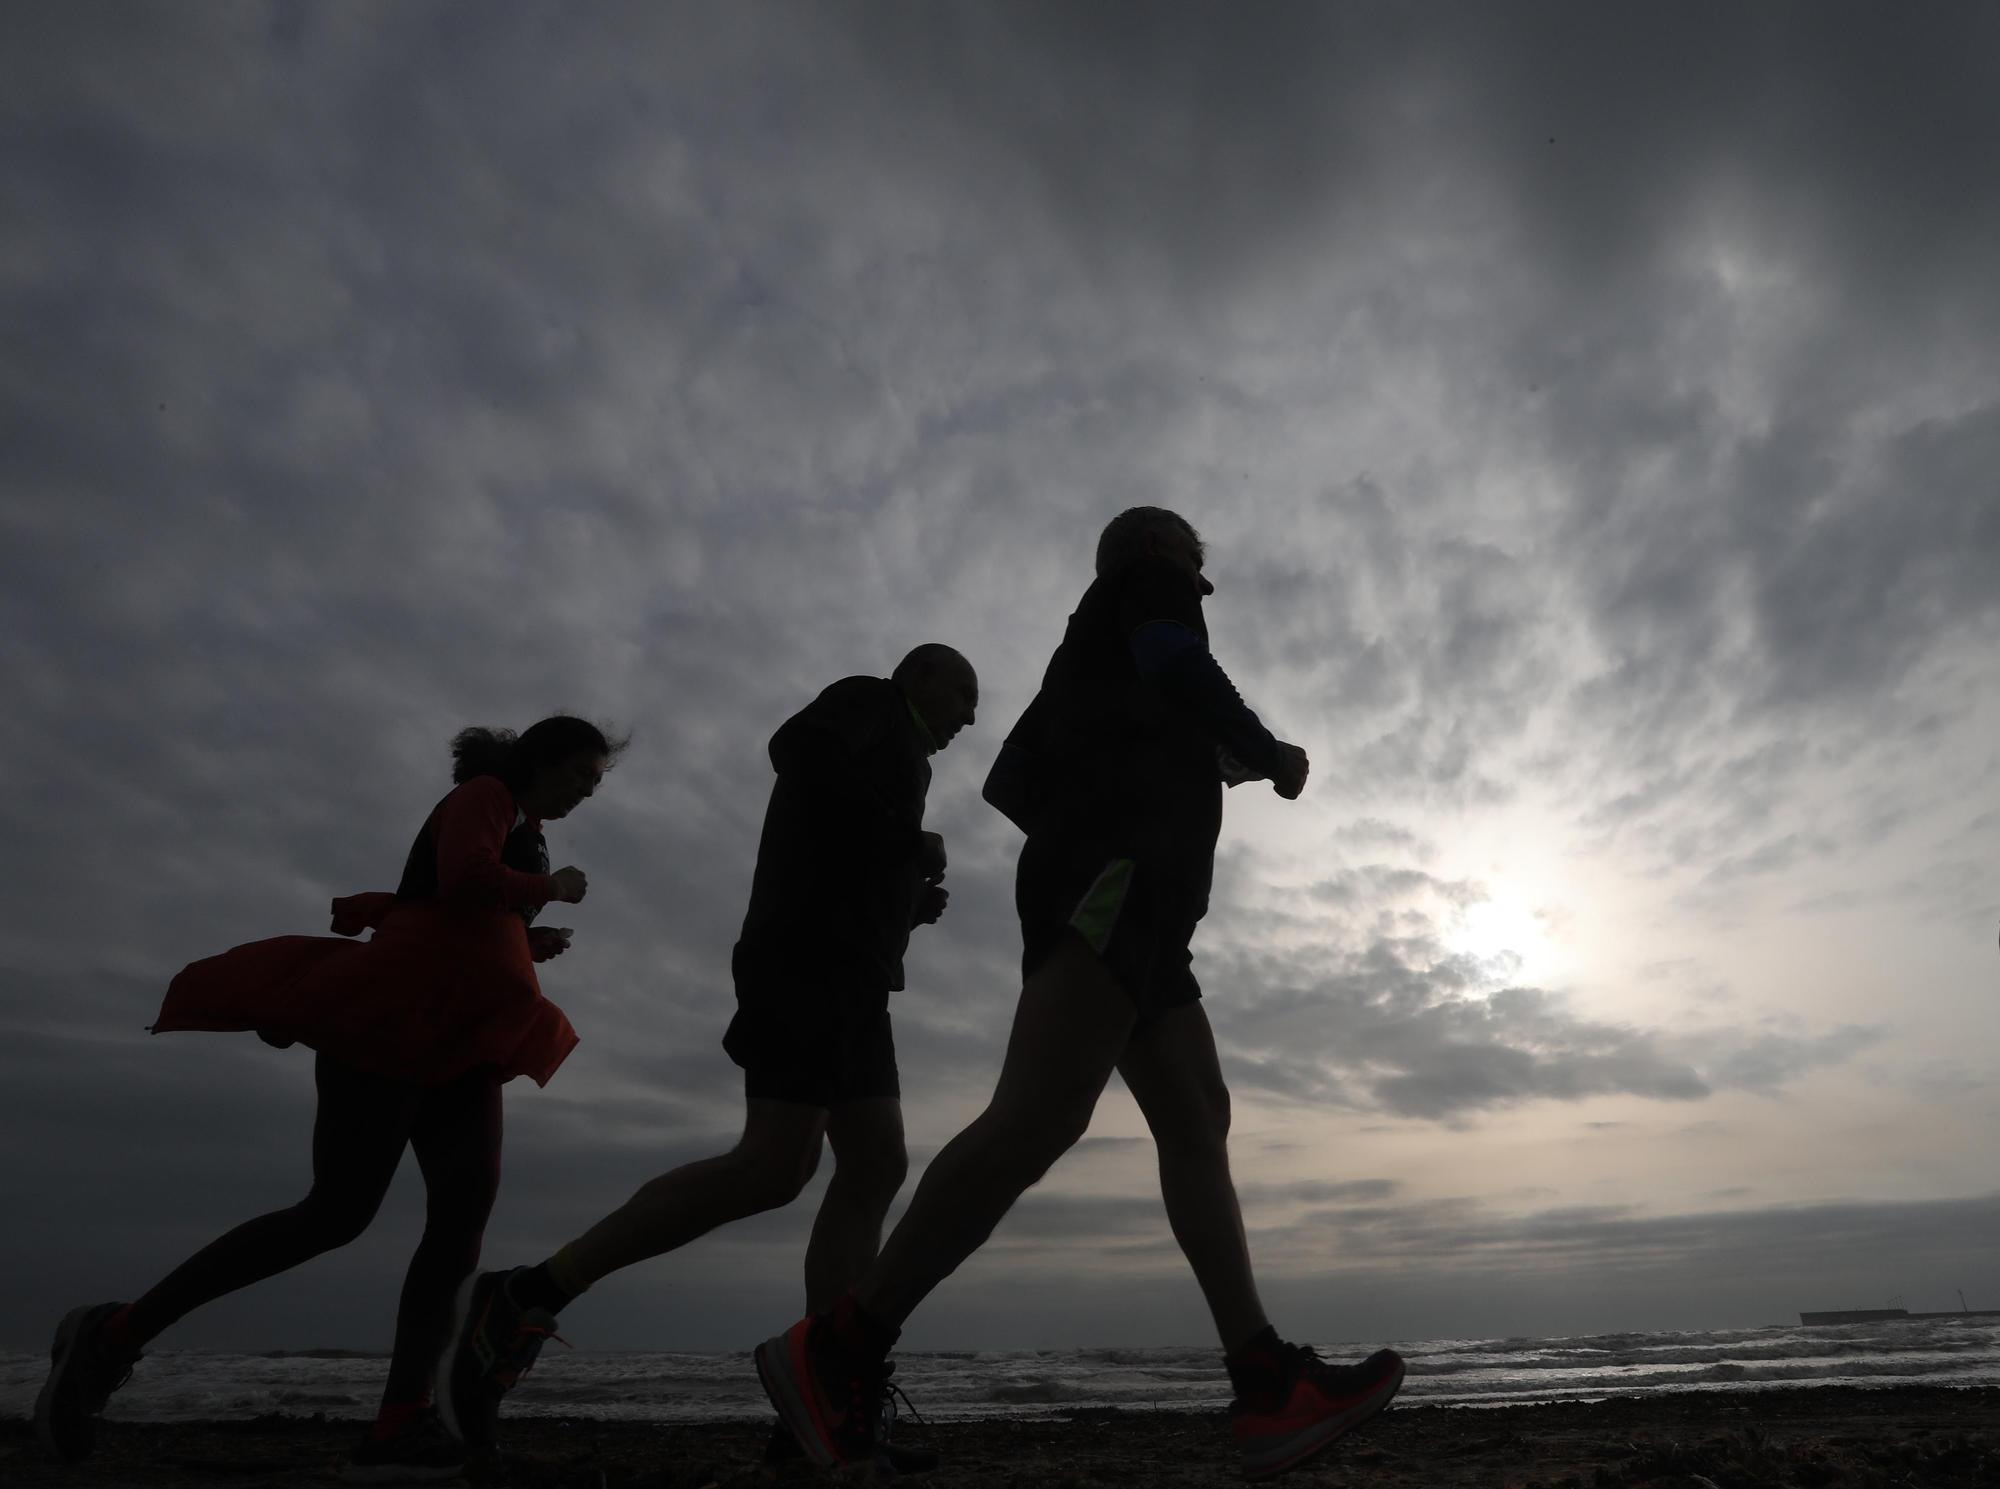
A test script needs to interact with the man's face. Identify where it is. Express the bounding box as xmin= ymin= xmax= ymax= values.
xmin=911 ymin=656 xmax=980 ymax=750
xmin=1147 ymin=524 xmax=1214 ymax=596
